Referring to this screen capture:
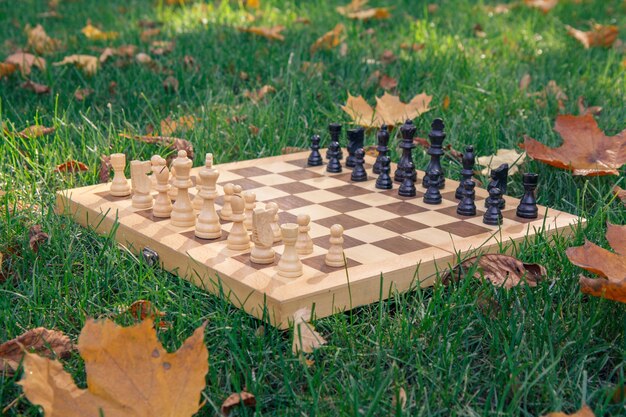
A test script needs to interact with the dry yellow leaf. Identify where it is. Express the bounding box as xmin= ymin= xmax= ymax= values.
xmin=566 ymin=24 xmax=619 ymax=48
xmin=17 ymin=125 xmax=55 ymax=139
xmin=476 ymin=148 xmax=526 ymax=175
xmin=542 ymin=405 xmax=595 ymax=417
xmin=25 ymin=24 xmax=61 ymax=54
xmin=238 ymin=25 xmax=285 ymax=41
xmin=140 ymin=28 xmax=161 ymax=42
xmin=244 ymin=85 xmax=276 ymax=103
xmin=81 ymin=22 xmax=119 ymax=41
xmin=0 ymin=62 xmax=17 ymax=78
xmin=346 ymin=7 xmax=391 ymax=20
xmin=342 ymin=91 xmax=432 ymax=128
xmin=160 ymin=115 xmax=196 ymax=136
xmin=4 ymin=52 xmax=46 ymax=76
xmin=311 ymin=23 xmax=345 ymax=54
xmin=524 ymin=0 xmax=558 ymax=13
xmin=54 ymin=54 xmax=99 ymax=76
xmin=19 ymin=319 xmax=208 ymax=417
xmin=336 ymin=0 xmax=369 ymax=14
xmin=1 ymin=328 xmax=73 ymax=375
xmin=292 ymin=309 xmax=326 ymax=354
